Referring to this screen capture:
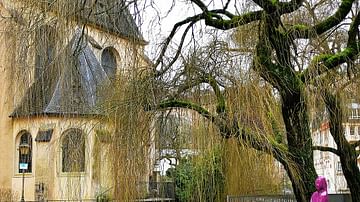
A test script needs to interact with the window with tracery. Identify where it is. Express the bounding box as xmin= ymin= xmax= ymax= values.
xmin=61 ymin=129 xmax=85 ymax=172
